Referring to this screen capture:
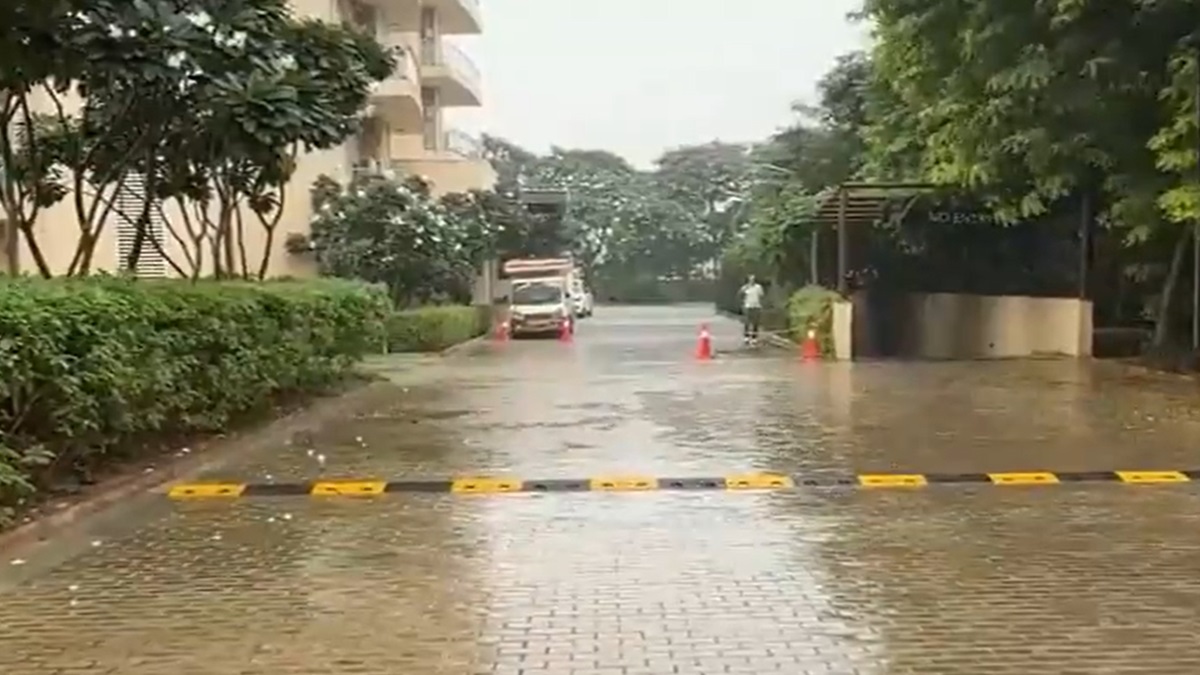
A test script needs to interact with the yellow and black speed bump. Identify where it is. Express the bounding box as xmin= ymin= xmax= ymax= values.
xmin=525 ymin=479 xmax=590 ymax=492
xmin=384 ymin=480 xmax=453 ymax=493
xmin=660 ymin=477 xmax=726 ymax=490
xmin=166 ymin=469 xmax=1200 ymax=499
xmin=243 ymin=482 xmax=313 ymax=497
